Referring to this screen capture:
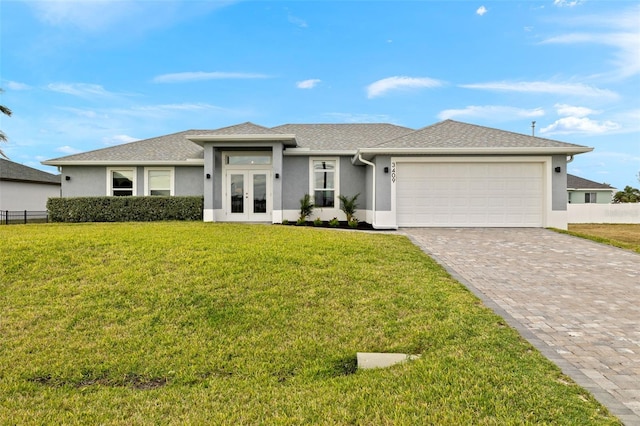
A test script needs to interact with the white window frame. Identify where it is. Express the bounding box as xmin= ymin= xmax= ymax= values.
xmin=309 ymin=157 xmax=339 ymax=209
xmin=144 ymin=167 xmax=175 ymax=196
xmin=107 ymin=167 xmax=137 ymax=196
